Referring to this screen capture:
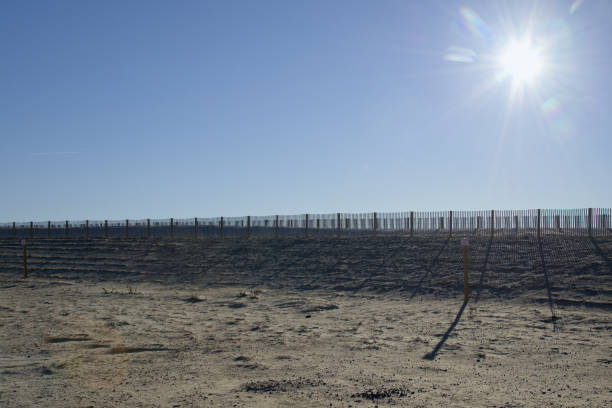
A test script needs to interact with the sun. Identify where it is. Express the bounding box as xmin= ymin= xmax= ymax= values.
xmin=497 ymin=38 xmax=544 ymax=84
